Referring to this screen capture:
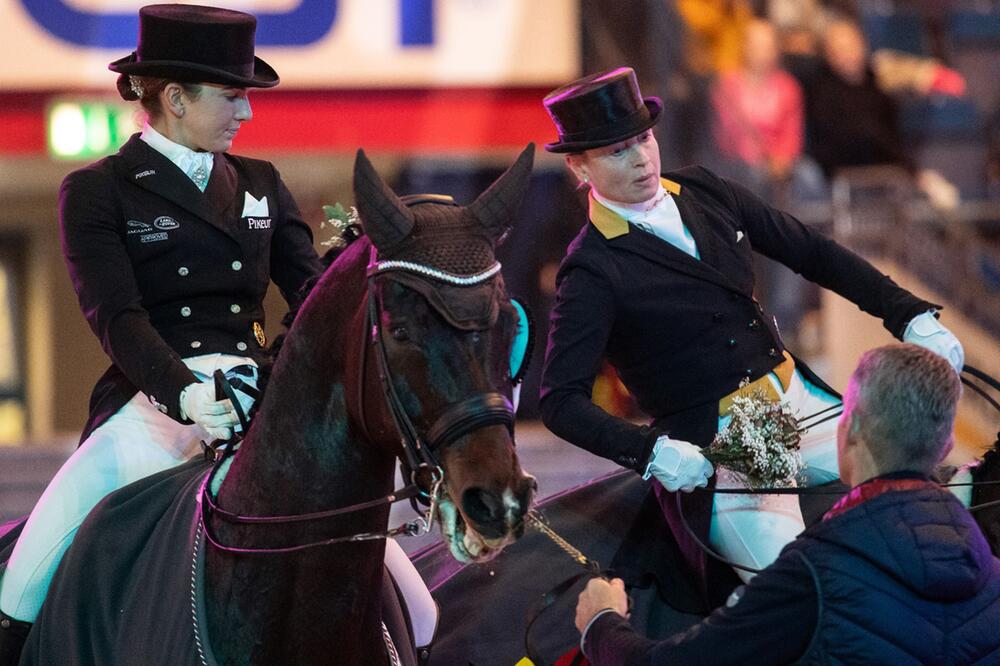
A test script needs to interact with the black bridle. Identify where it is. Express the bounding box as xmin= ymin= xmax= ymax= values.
xmin=199 ymin=249 xmax=516 ymax=555
xmin=362 ymin=254 xmax=515 ymax=493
